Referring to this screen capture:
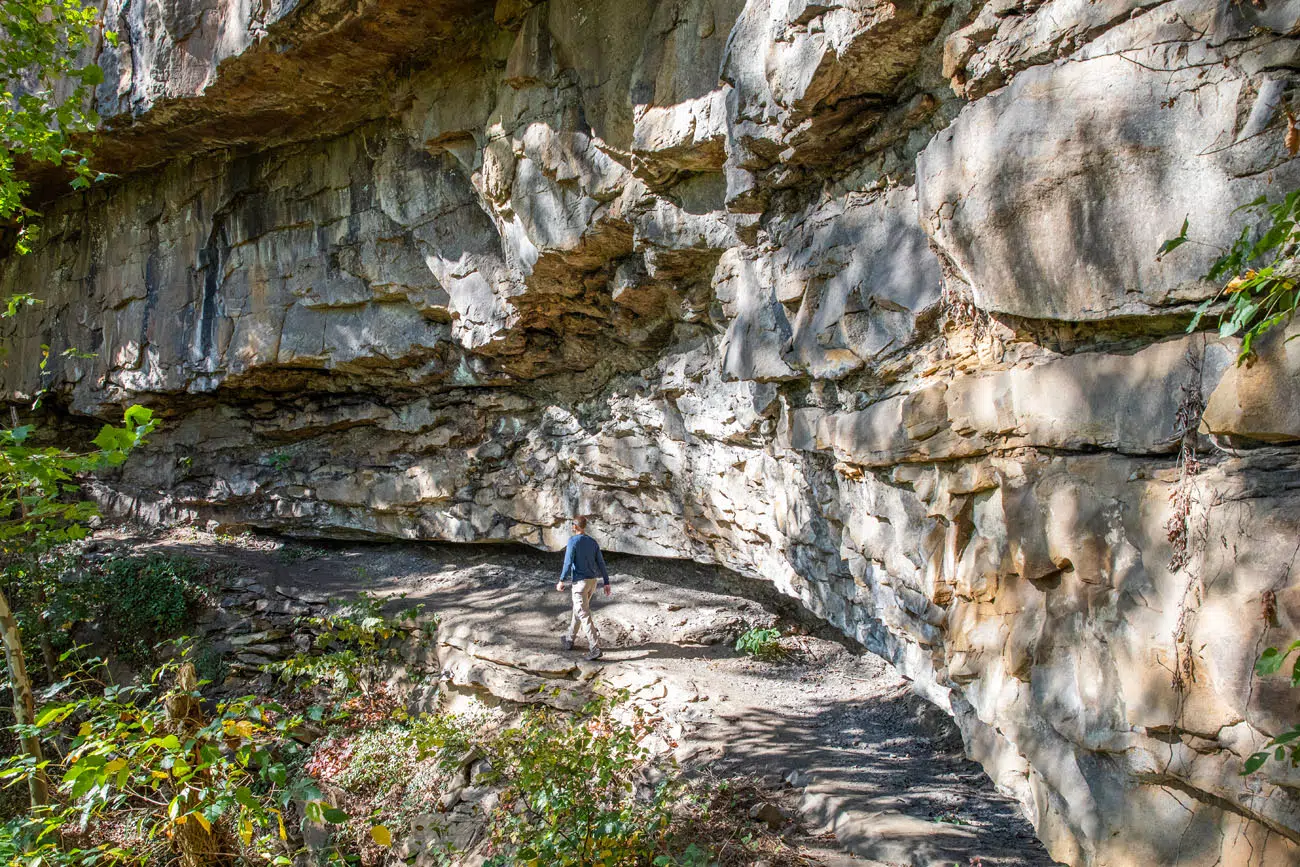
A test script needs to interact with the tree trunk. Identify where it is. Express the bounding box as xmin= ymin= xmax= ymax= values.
xmin=167 ymin=663 xmax=220 ymax=867
xmin=34 ymin=586 xmax=58 ymax=682
xmin=0 ymin=586 xmax=49 ymax=807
